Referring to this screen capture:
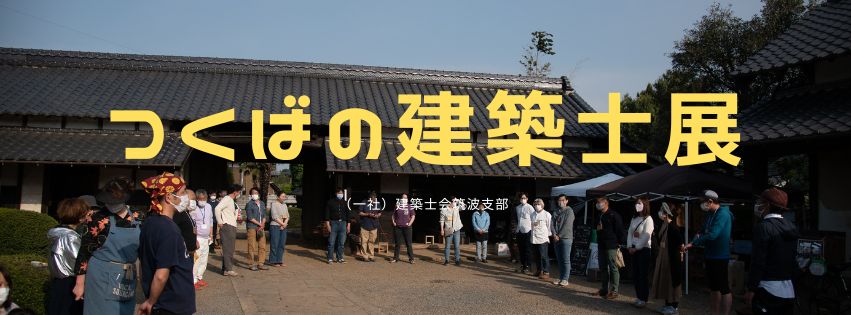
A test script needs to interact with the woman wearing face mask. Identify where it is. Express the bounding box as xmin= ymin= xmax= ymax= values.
xmin=244 ymin=187 xmax=269 ymax=271
xmin=650 ymin=202 xmax=684 ymax=315
xmin=47 ymin=198 xmax=89 ymax=315
xmin=0 ymin=264 xmax=18 ymax=314
xmin=71 ymin=177 xmax=139 ymax=315
xmin=627 ymin=197 xmax=655 ymax=308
